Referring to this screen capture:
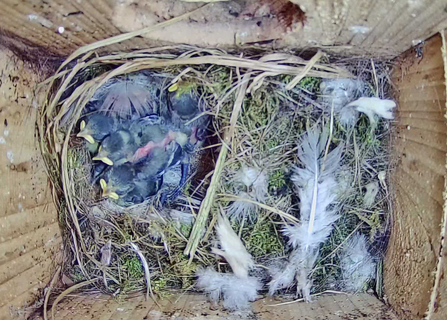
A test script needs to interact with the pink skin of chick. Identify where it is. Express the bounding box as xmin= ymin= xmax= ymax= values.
xmin=130 ymin=130 xmax=178 ymax=163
